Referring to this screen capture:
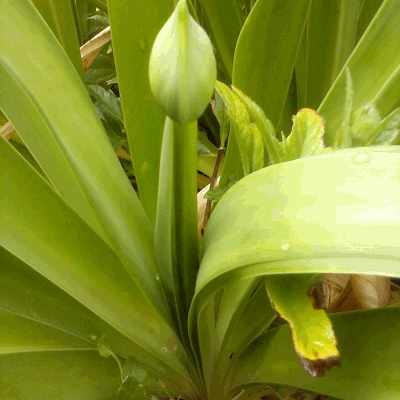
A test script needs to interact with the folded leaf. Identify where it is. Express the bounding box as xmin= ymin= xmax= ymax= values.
xmin=265 ymin=275 xmax=341 ymax=377
xmin=282 ymin=108 xmax=331 ymax=161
